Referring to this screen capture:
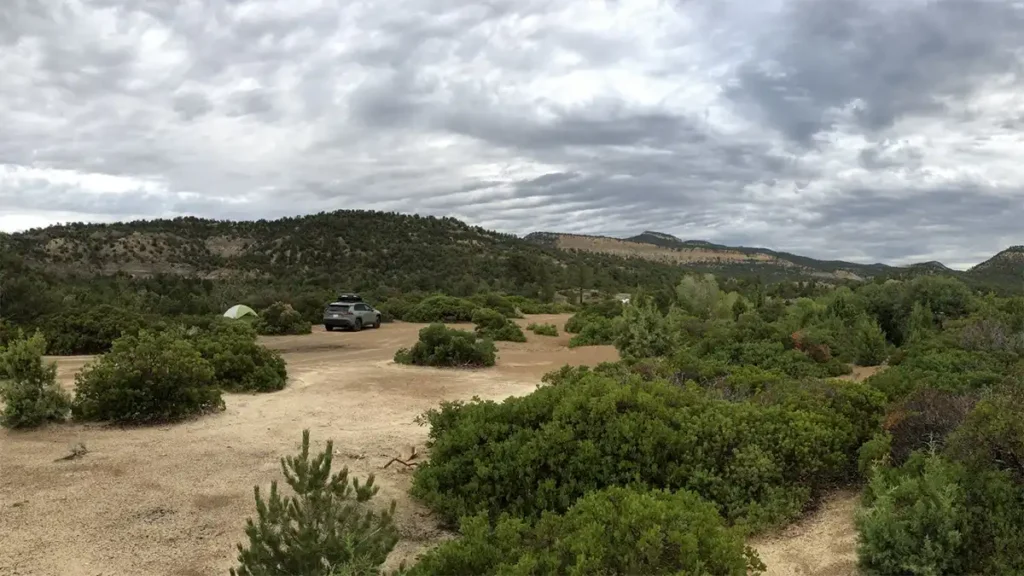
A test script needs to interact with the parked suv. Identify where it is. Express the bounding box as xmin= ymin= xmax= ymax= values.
xmin=323 ymin=294 xmax=382 ymax=331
